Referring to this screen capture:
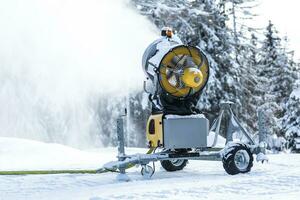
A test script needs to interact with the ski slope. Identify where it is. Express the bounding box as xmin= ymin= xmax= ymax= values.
xmin=1 ymin=137 xmax=300 ymax=200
